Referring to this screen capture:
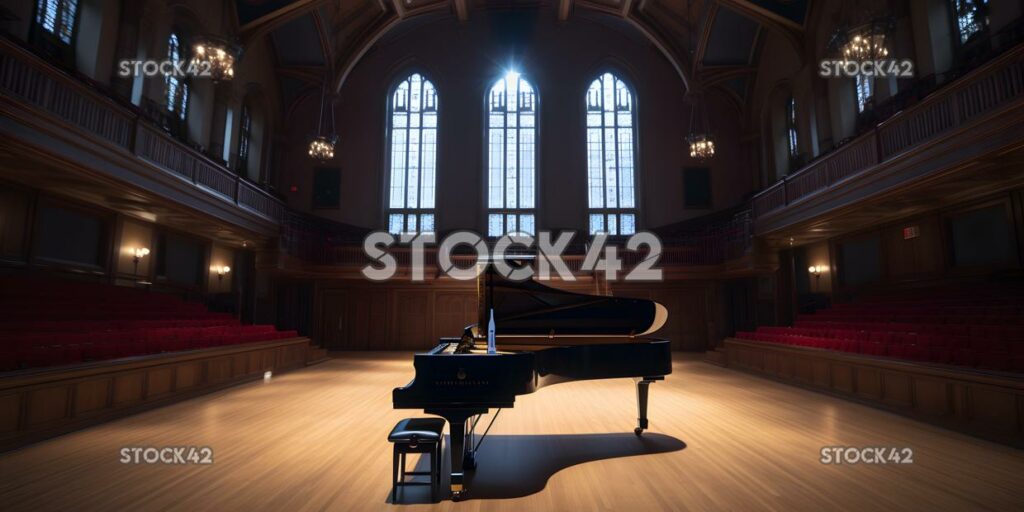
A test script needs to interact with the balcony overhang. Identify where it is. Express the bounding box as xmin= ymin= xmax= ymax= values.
xmin=0 ymin=38 xmax=286 ymax=247
xmin=752 ymin=44 xmax=1024 ymax=248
